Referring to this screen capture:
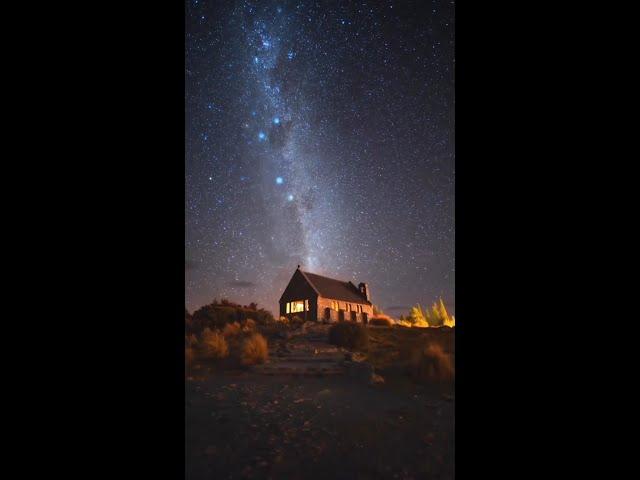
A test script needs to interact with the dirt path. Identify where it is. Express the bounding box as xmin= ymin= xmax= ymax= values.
xmin=186 ymin=326 xmax=454 ymax=480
